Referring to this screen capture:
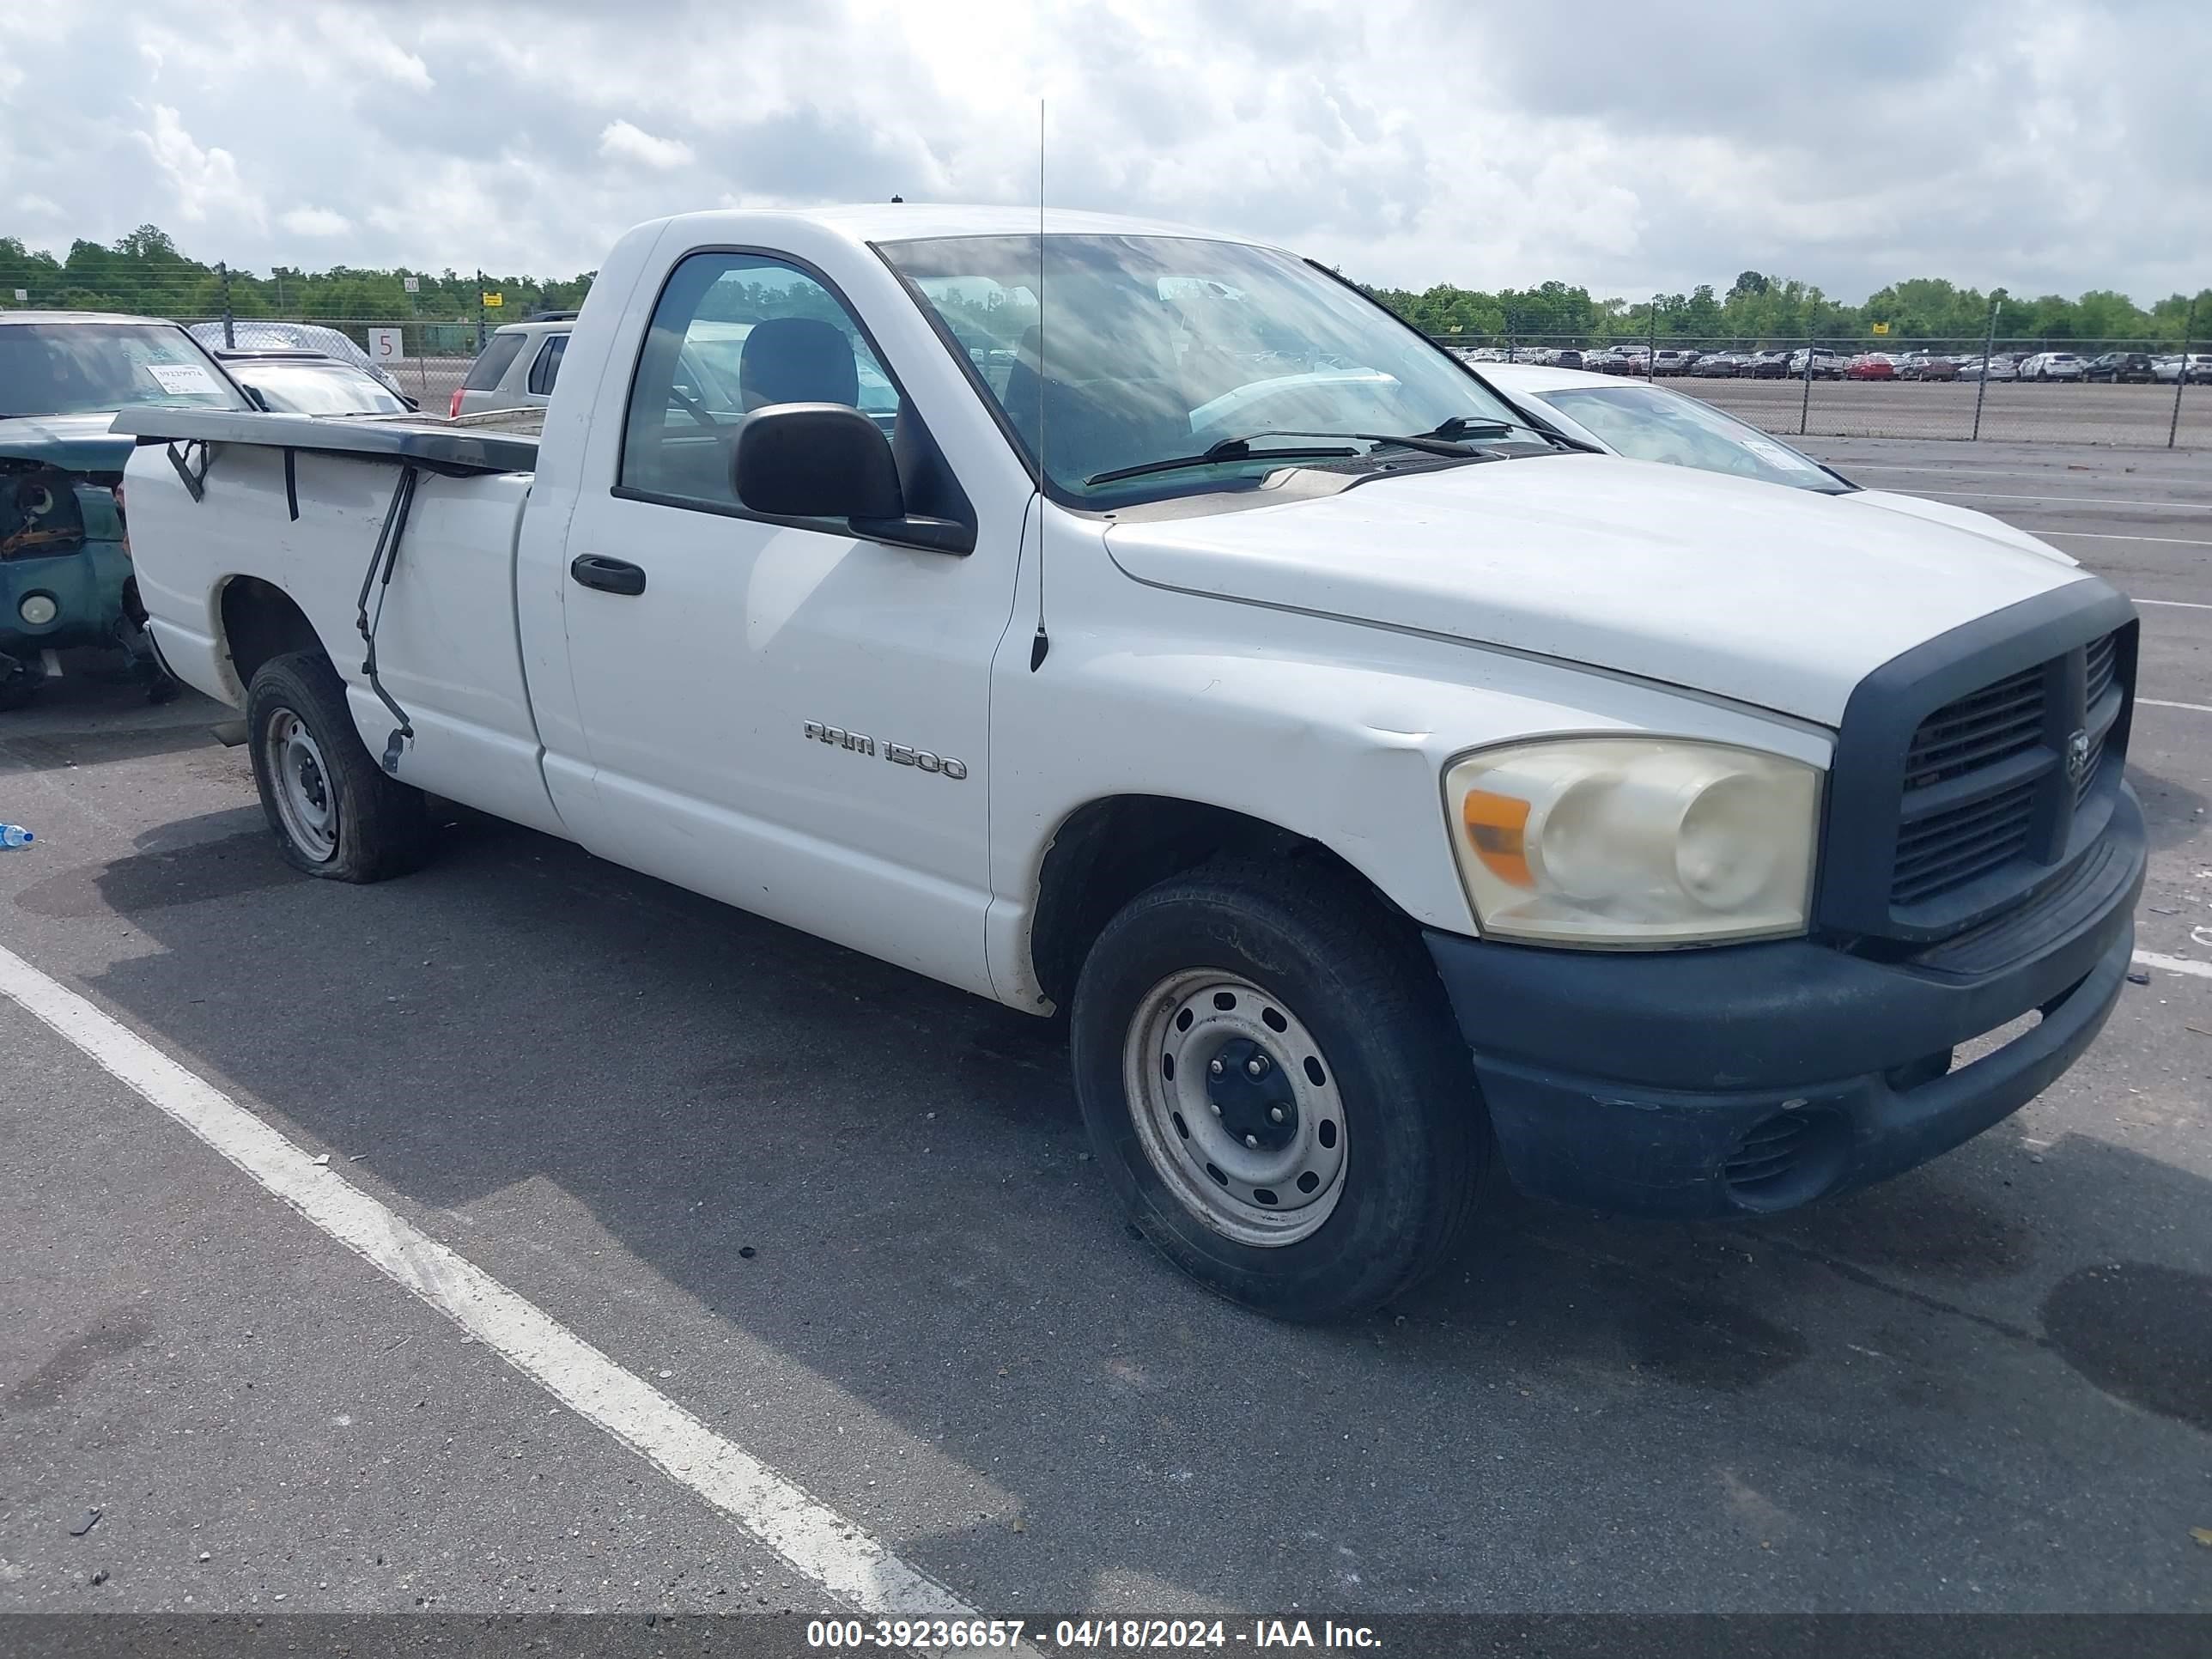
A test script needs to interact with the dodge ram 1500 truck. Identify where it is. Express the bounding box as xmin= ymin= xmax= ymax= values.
xmin=115 ymin=205 xmax=2144 ymax=1320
